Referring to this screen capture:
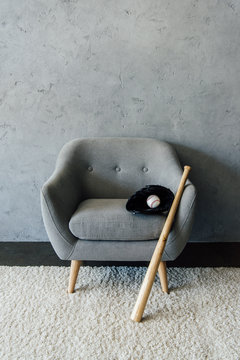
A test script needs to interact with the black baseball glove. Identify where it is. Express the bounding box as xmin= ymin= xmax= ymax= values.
xmin=126 ymin=185 xmax=174 ymax=215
